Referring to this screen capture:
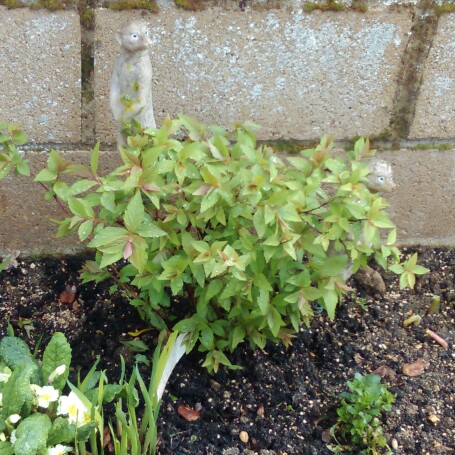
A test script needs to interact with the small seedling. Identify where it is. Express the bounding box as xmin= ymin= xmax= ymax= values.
xmin=328 ymin=373 xmax=395 ymax=454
